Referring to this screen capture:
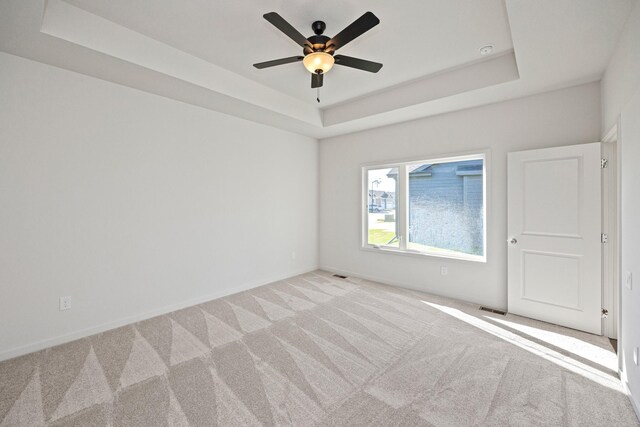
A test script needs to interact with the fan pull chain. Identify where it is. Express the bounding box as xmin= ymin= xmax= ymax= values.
xmin=317 ymin=87 xmax=320 ymax=103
